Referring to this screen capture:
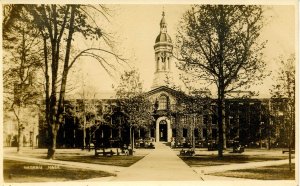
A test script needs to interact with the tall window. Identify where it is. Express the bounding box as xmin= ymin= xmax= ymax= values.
xmin=183 ymin=128 xmax=188 ymax=137
xmin=159 ymin=95 xmax=168 ymax=110
xmin=172 ymin=129 xmax=176 ymax=137
xmin=203 ymin=129 xmax=207 ymax=139
xmin=194 ymin=128 xmax=199 ymax=138
xmin=212 ymin=129 xmax=217 ymax=139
